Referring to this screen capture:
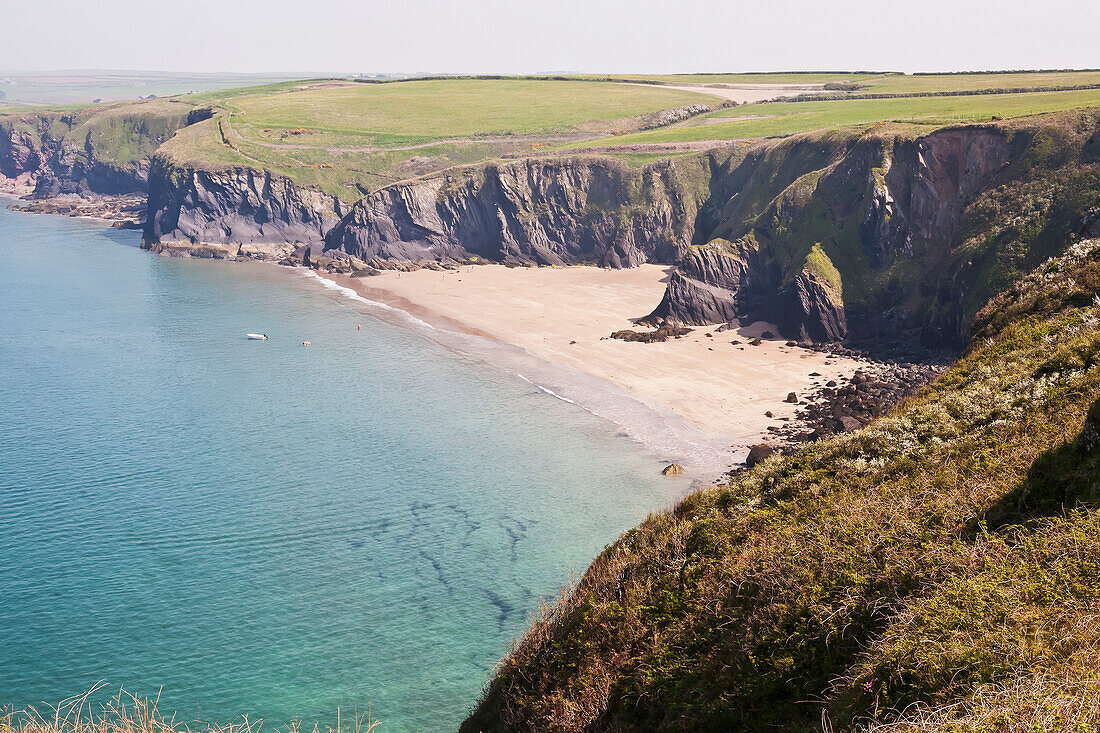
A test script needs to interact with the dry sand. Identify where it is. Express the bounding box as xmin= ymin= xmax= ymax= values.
xmin=323 ymin=265 xmax=866 ymax=469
